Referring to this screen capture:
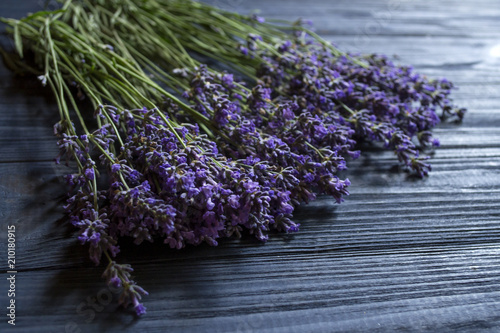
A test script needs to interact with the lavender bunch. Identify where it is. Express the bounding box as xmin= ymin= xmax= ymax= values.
xmin=1 ymin=0 xmax=466 ymax=317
